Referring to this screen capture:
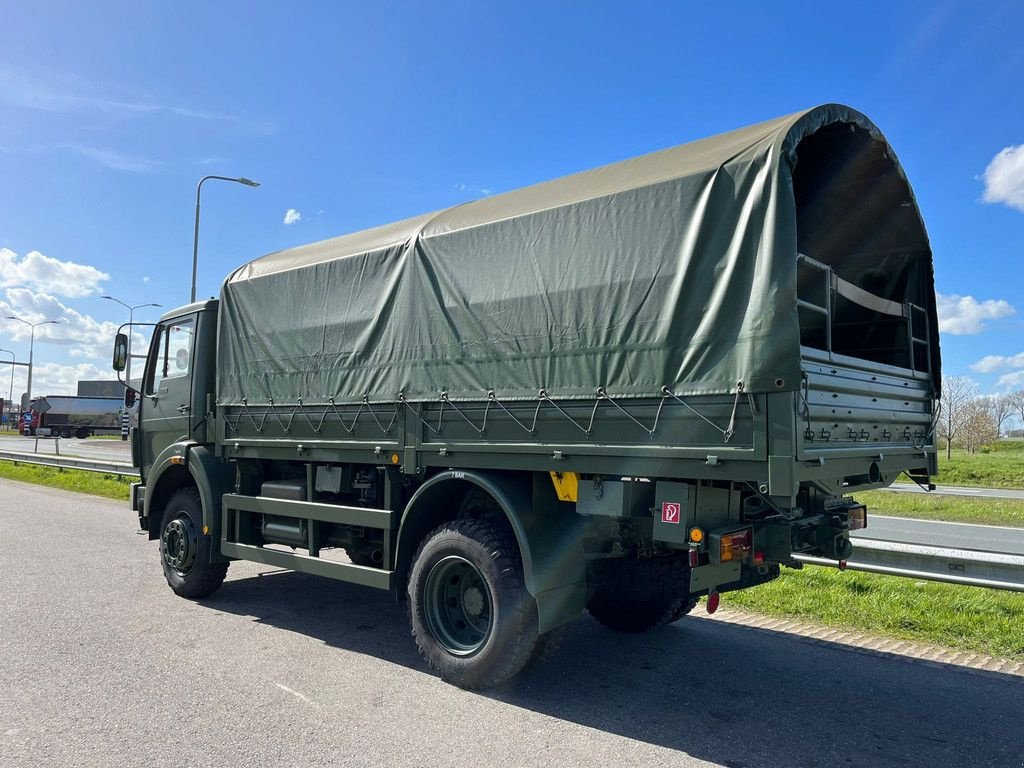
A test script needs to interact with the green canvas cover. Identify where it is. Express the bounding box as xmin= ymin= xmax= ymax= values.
xmin=218 ymin=103 xmax=938 ymax=406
